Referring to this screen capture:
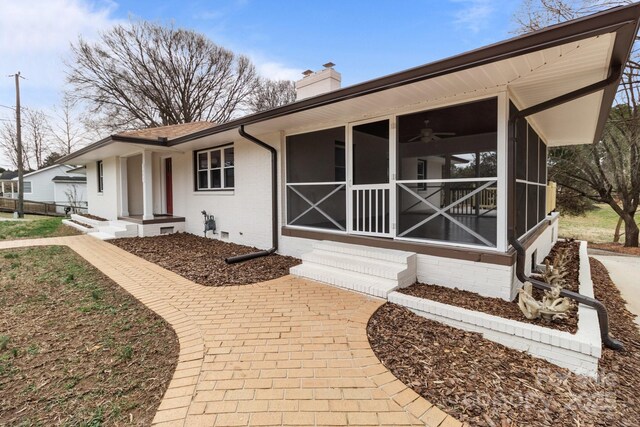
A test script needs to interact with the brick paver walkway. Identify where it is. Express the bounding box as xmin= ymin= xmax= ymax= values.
xmin=0 ymin=236 xmax=462 ymax=427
